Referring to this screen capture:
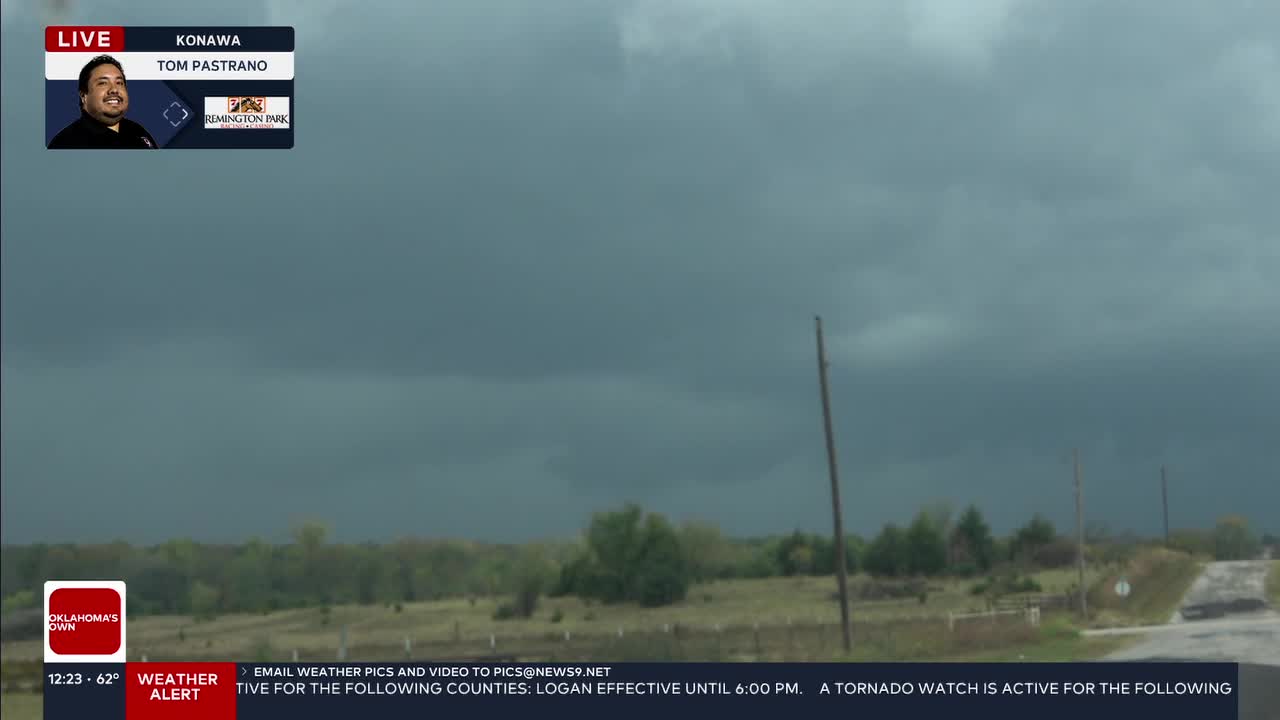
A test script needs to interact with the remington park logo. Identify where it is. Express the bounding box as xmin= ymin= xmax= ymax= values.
xmin=204 ymin=96 xmax=291 ymax=129
xmin=229 ymin=96 xmax=265 ymax=113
